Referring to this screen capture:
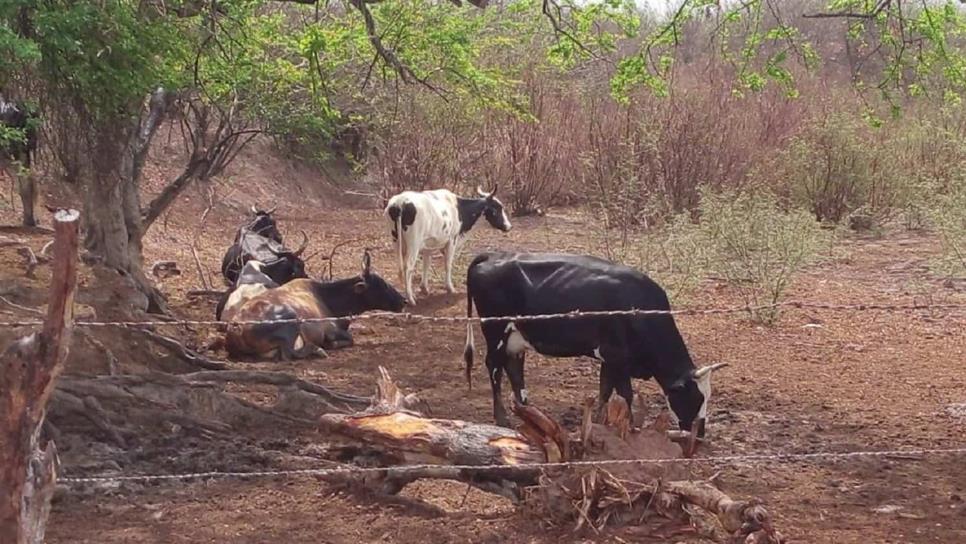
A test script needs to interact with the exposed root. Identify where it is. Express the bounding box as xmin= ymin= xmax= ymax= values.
xmin=185 ymin=370 xmax=370 ymax=412
xmin=133 ymin=328 xmax=228 ymax=370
